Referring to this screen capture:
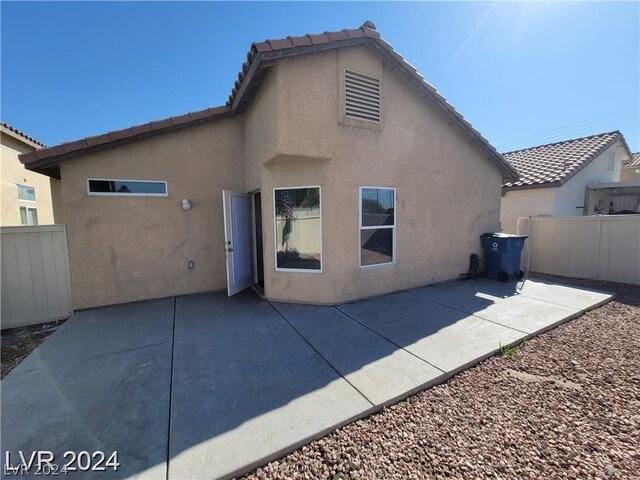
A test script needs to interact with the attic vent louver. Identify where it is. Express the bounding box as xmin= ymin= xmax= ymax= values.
xmin=345 ymin=70 xmax=380 ymax=123
xmin=607 ymin=150 xmax=615 ymax=171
